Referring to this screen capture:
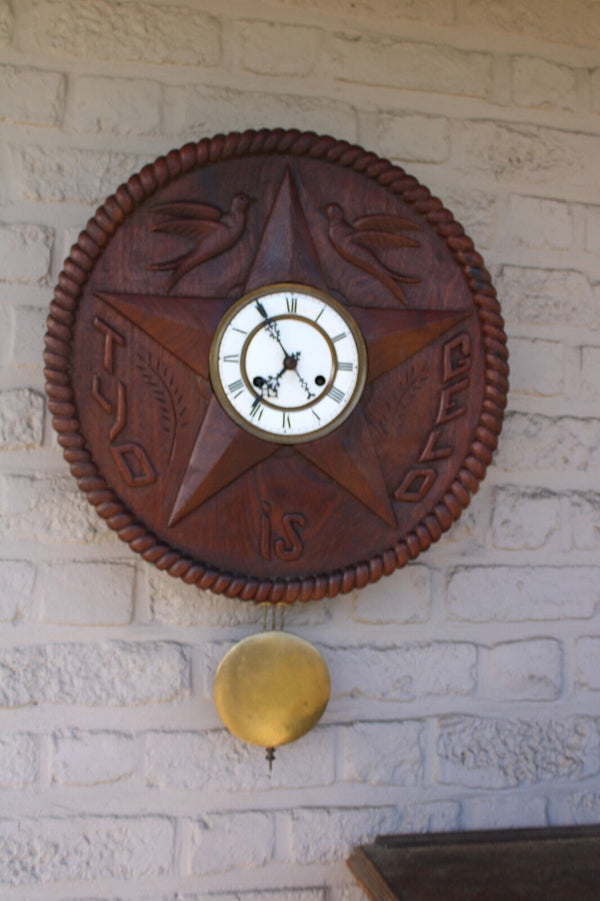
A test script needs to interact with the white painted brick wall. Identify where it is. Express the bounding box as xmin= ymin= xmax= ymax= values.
xmin=1 ymin=0 xmax=600 ymax=897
